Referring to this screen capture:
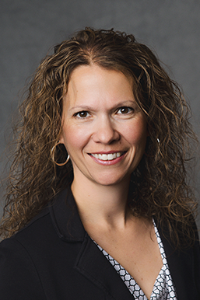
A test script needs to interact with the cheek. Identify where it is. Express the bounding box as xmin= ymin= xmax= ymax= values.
xmin=126 ymin=120 xmax=147 ymax=146
xmin=61 ymin=124 xmax=88 ymax=153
